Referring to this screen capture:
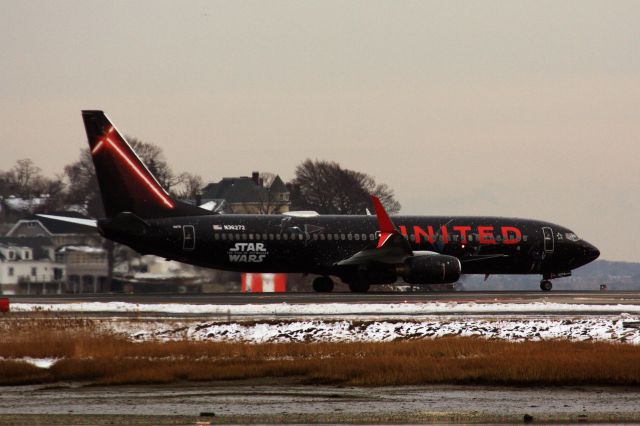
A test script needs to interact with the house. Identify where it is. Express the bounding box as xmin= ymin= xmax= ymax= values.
xmin=56 ymin=245 xmax=109 ymax=293
xmin=201 ymin=172 xmax=290 ymax=214
xmin=0 ymin=237 xmax=65 ymax=295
